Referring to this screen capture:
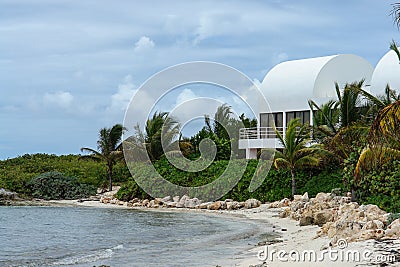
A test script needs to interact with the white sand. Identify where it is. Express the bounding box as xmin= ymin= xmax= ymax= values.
xmin=44 ymin=199 xmax=399 ymax=267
